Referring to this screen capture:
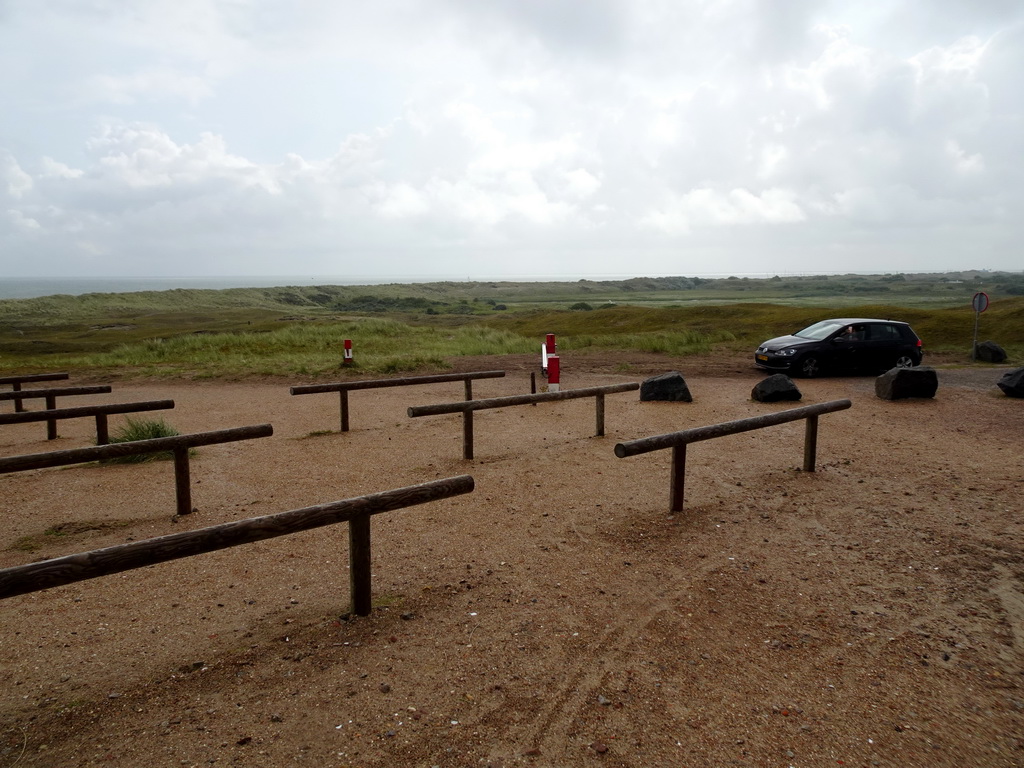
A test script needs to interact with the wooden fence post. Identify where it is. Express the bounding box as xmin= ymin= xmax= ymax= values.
xmin=803 ymin=414 xmax=819 ymax=472
xmin=463 ymin=411 xmax=474 ymax=461
xmin=670 ymin=444 xmax=687 ymax=513
xmin=96 ymin=414 xmax=109 ymax=445
xmin=340 ymin=390 xmax=350 ymax=433
xmin=348 ymin=514 xmax=372 ymax=615
xmin=45 ymin=394 xmax=57 ymax=440
xmin=174 ymin=447 xmax=192 ymax=515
